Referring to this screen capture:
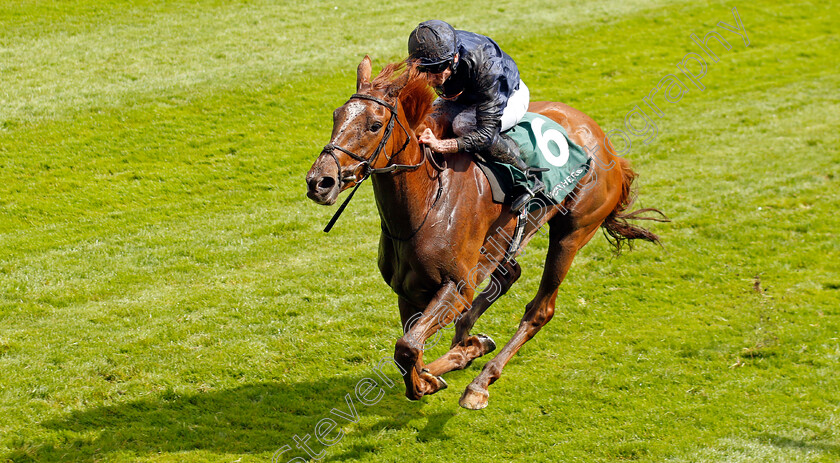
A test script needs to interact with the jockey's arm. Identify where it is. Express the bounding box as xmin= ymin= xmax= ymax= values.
xmin=418 ymin=128 xmax=460 ymax=154
xmin=419 ymin=95 xmax=504 ymax=155
xmin=420 ymin=56 xmax=509 ymax=155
